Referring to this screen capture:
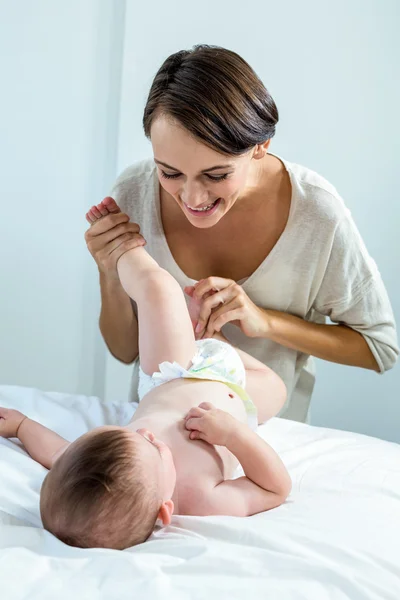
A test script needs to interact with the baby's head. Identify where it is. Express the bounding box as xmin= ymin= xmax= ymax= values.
xmin=40 ymin=426 xmax=176 ymax=549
